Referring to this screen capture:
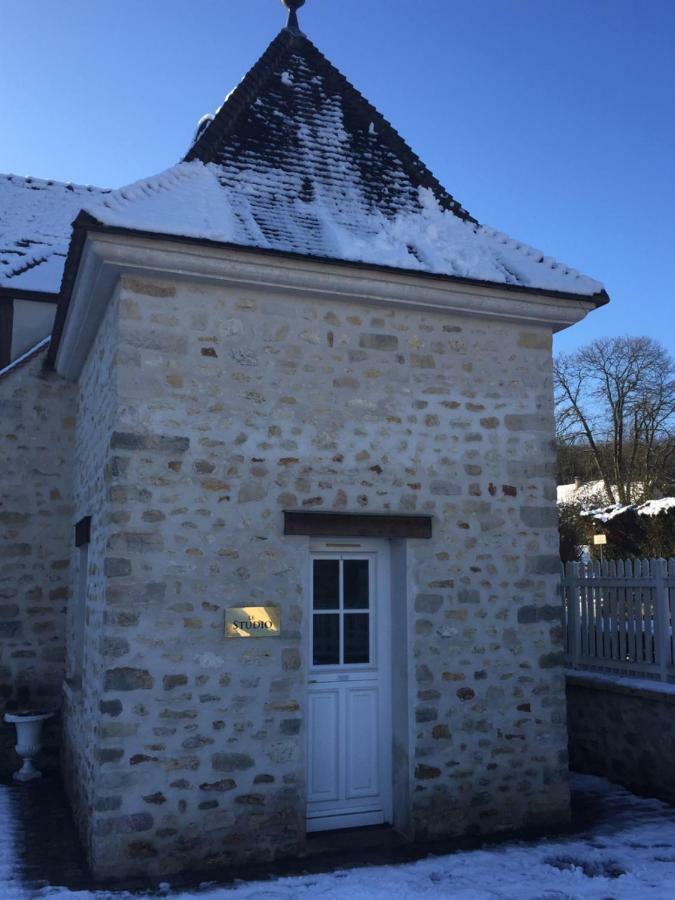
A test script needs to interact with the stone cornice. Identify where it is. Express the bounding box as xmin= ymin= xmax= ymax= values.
xmin=54 ymin=231 xmax=597 ymax=381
